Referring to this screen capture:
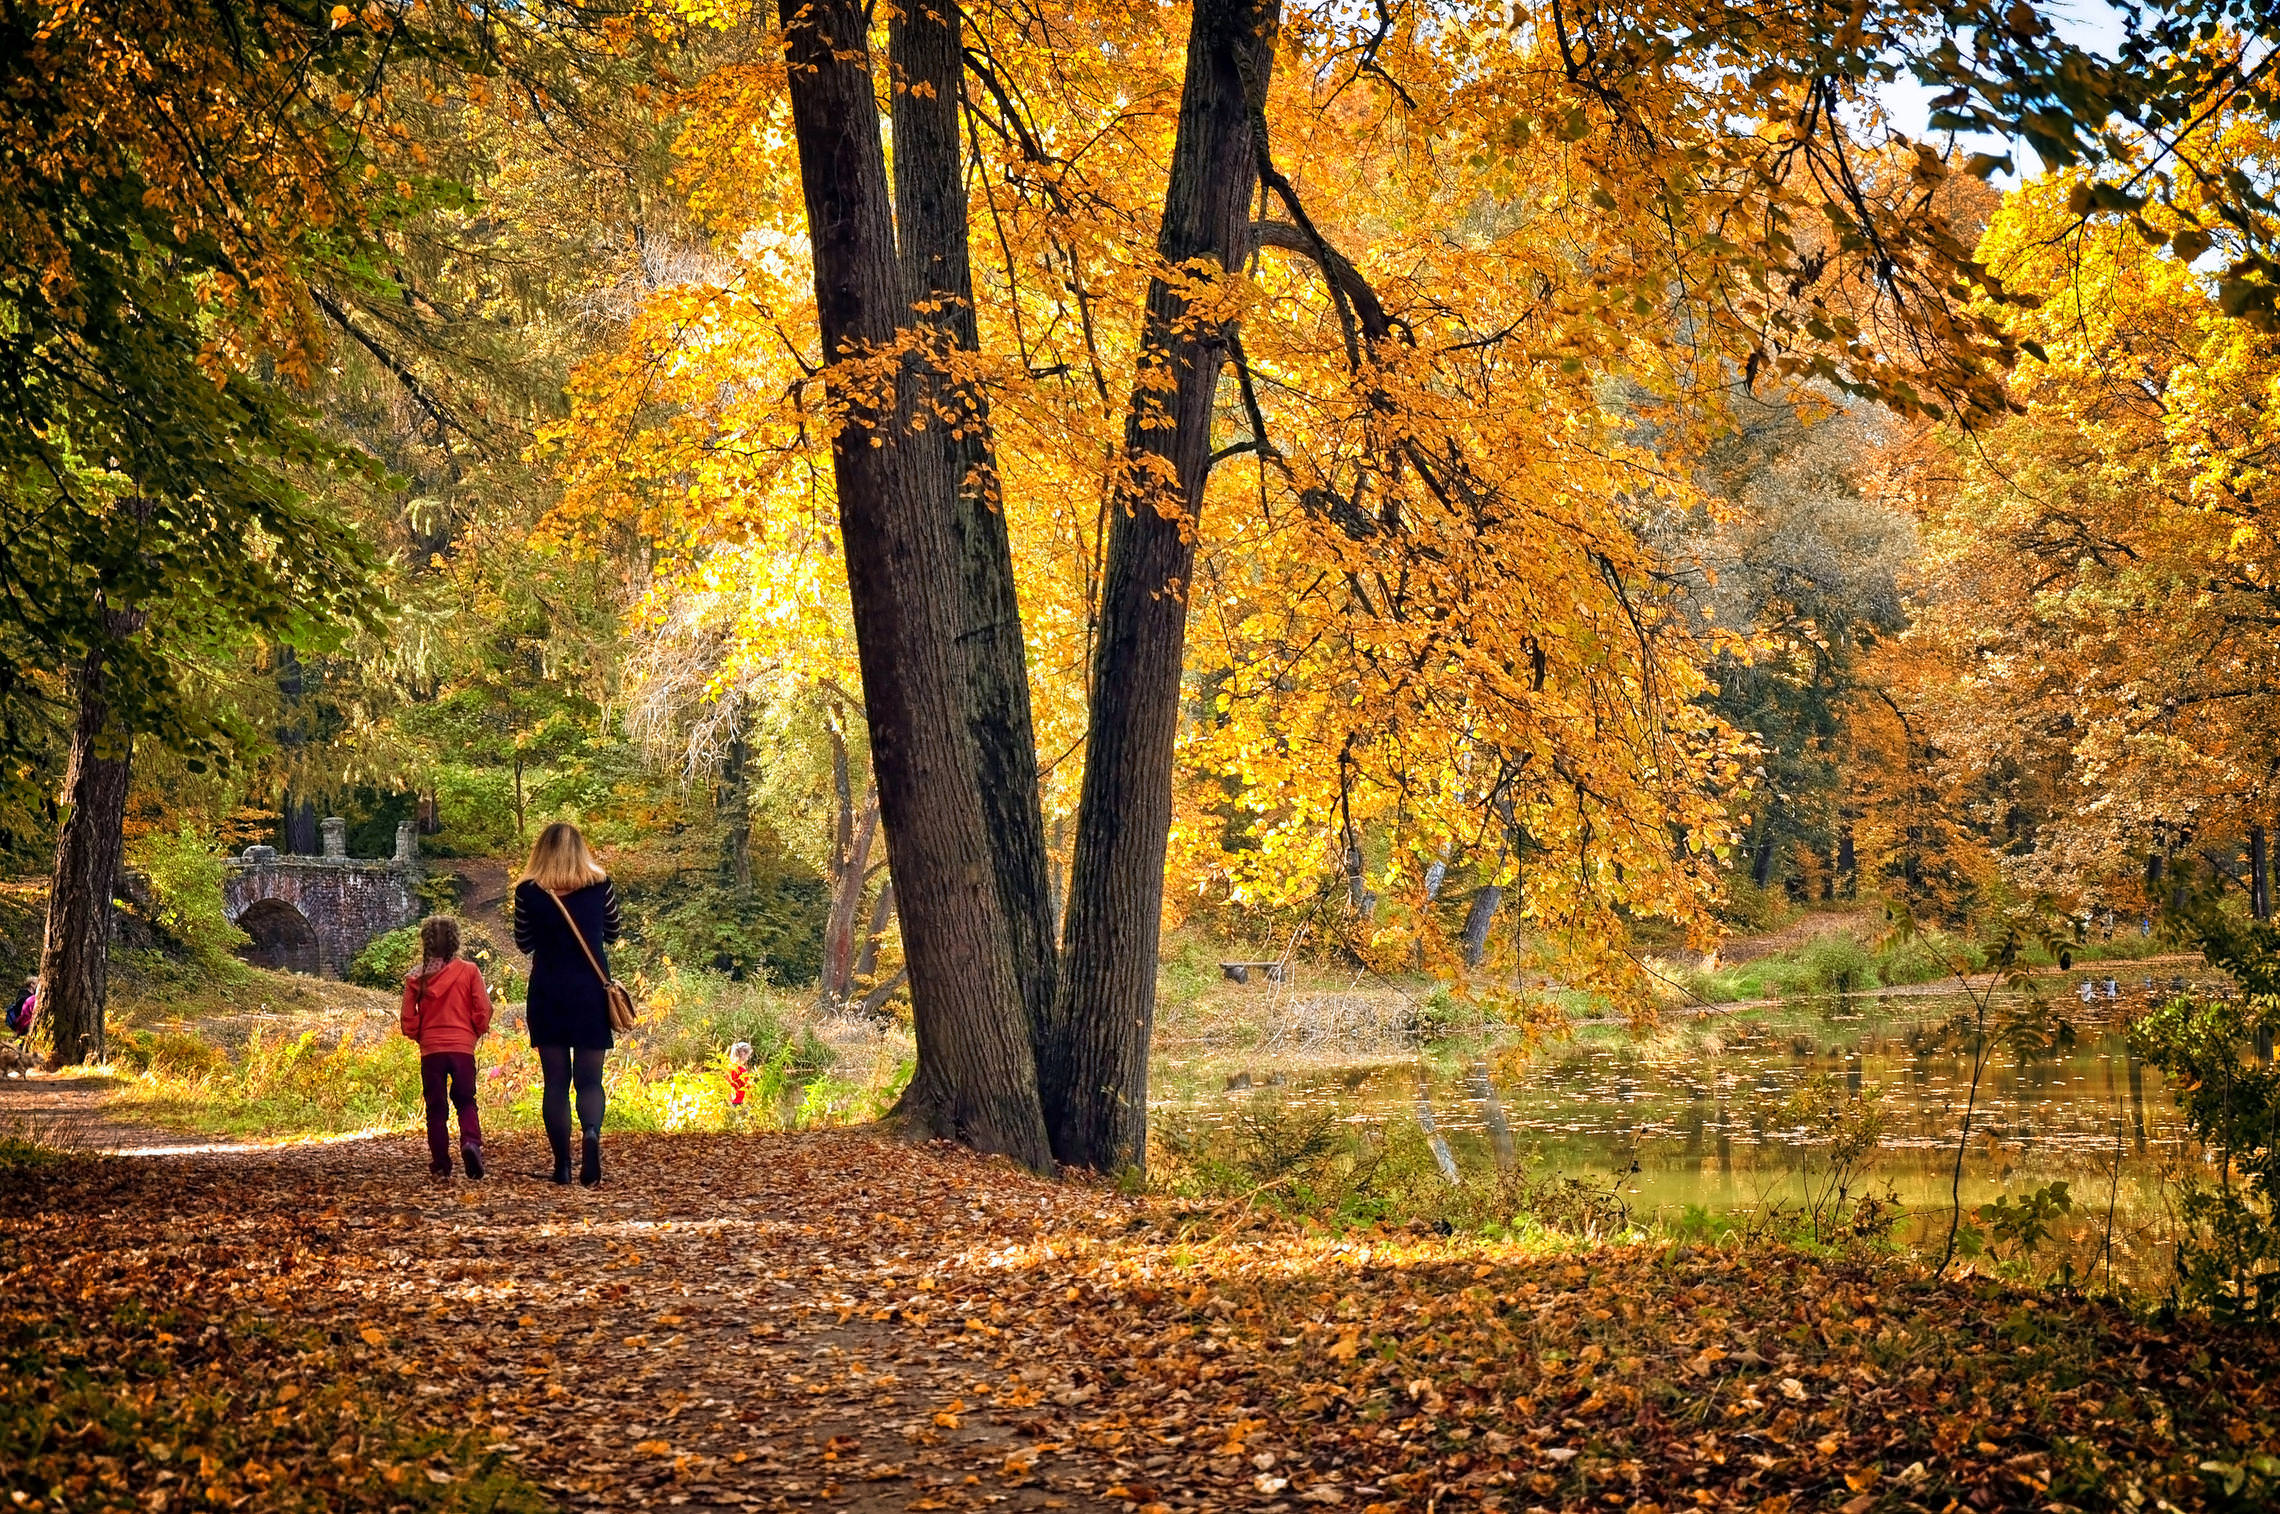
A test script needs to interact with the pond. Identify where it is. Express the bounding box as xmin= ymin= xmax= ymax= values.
xmin=1153 ymin=969 xmax=2224 ymax=1263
